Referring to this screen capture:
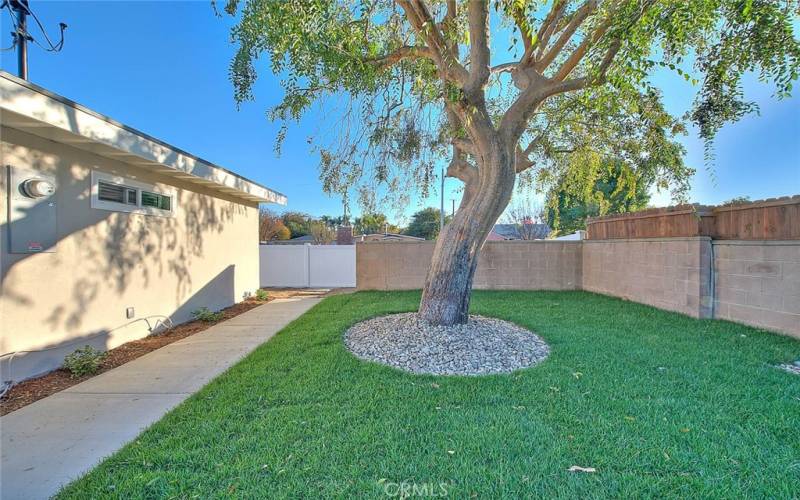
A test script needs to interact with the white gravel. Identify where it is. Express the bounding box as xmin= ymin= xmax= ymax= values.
xmin=344 ymin=313 xmax=549 ymax=376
